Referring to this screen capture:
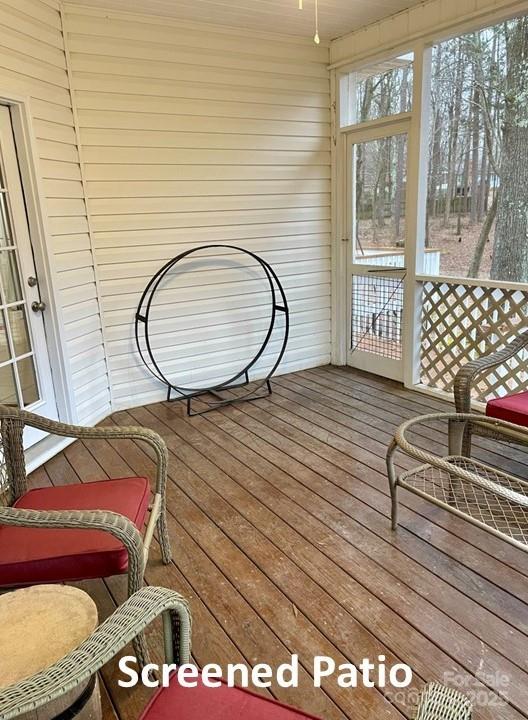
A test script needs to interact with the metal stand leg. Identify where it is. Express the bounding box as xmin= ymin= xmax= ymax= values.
xmin=386 ymin=439 xmax=399 ymax=530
